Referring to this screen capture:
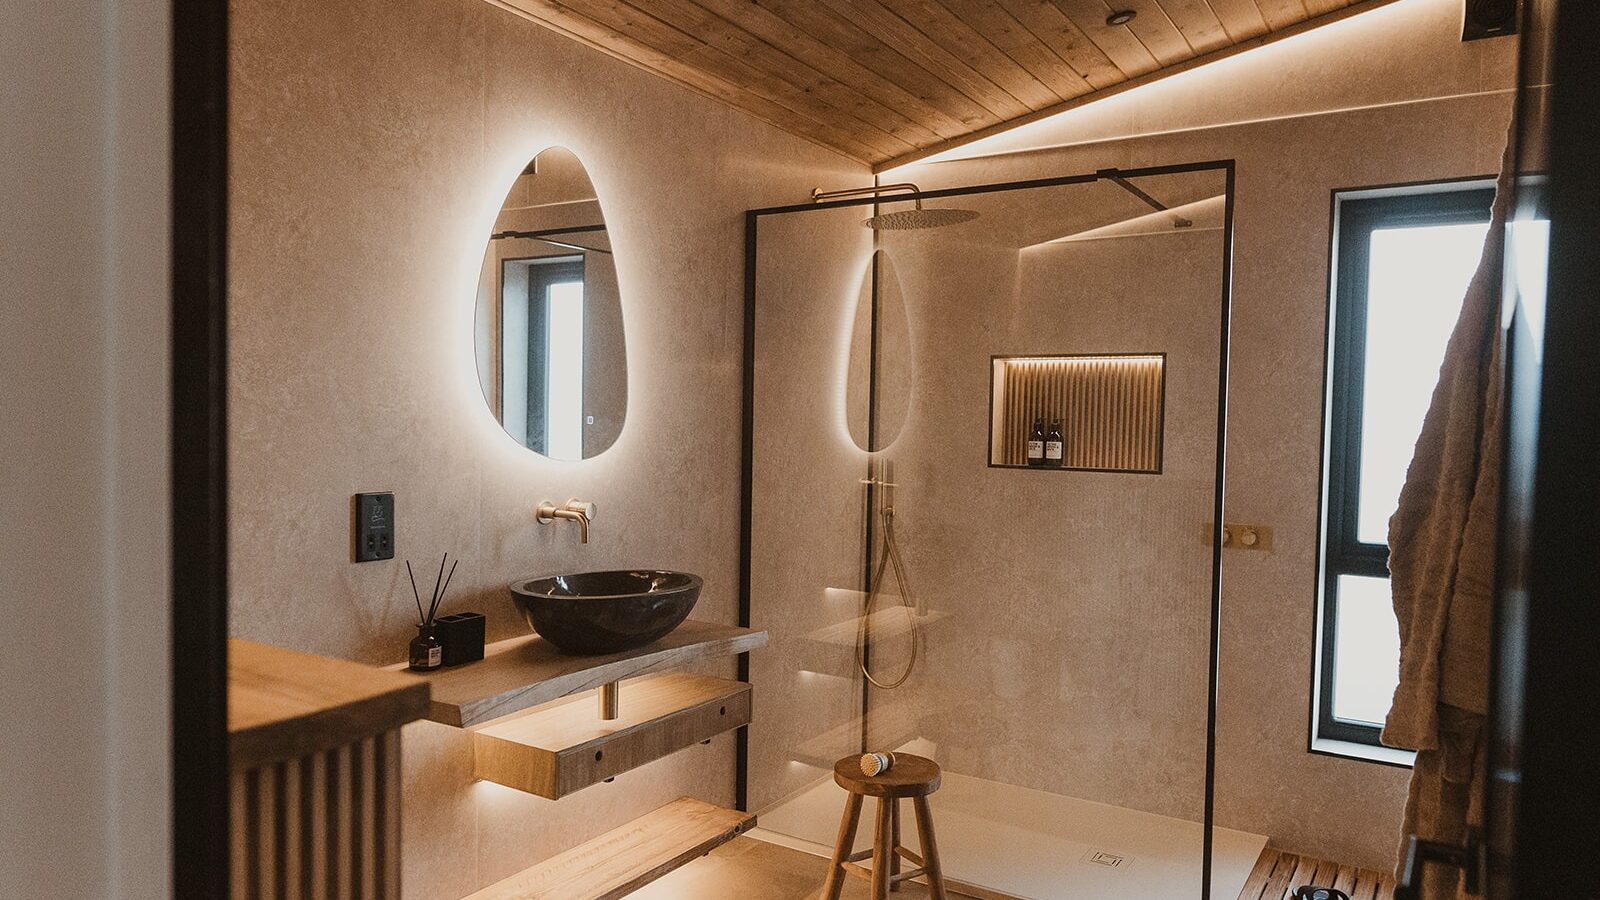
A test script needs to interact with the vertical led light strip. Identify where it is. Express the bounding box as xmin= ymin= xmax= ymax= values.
xmin=545 ymin=279 xmax=585 ymax=460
